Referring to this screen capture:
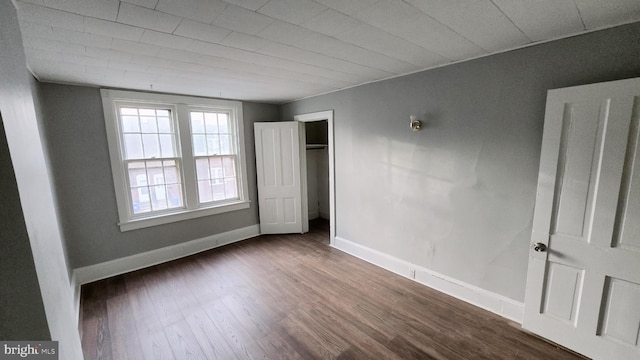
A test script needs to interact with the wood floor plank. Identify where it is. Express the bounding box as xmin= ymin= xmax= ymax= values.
xmin=81 ymin=281 xmax=113 ymax=360
xmin=136 ymin=319 xmax=175 ymax=360
xmin=184 ymin=309 xmax=236 ymax=360
xmin=80 ymin=219 xmax=585 ymax=360
xmin=106 ymin=294 xmax=142 ymax=360
xmin=163 ymin=319 xmax=207 ymax=359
